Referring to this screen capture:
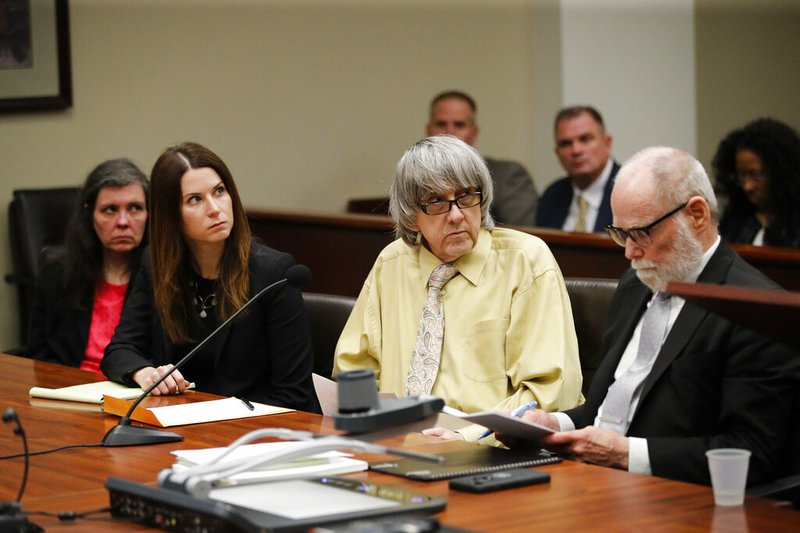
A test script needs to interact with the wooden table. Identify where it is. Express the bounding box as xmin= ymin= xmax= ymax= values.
xmin=1 ymin=354 xmax=797 ymax=532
